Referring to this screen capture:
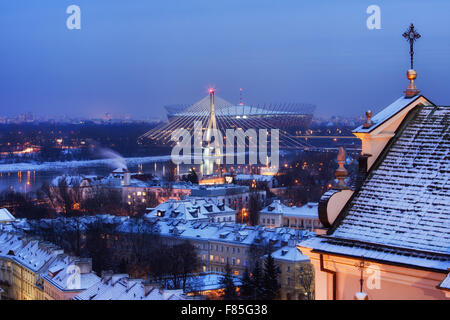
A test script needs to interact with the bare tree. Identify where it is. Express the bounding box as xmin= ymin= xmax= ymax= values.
xmin=297 ymin=263 xmax=315 ymax=300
